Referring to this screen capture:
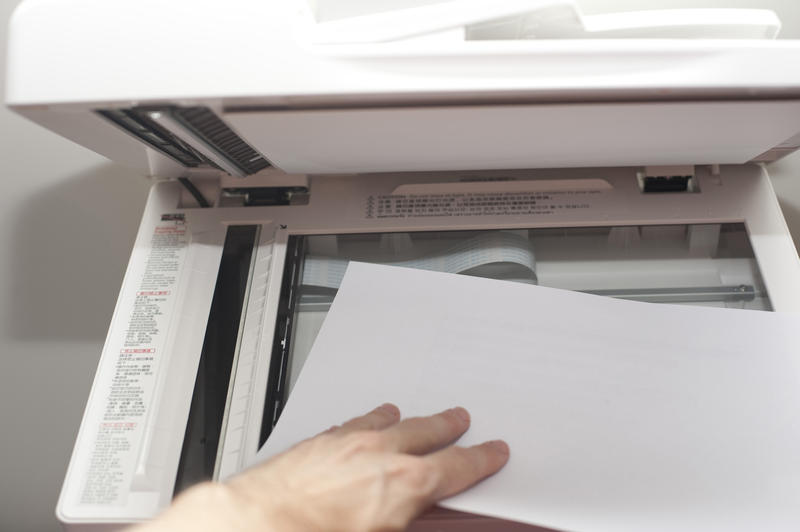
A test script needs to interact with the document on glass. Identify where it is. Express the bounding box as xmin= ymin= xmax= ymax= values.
xmin=255 ymin=262 xmax=800 ymax=532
